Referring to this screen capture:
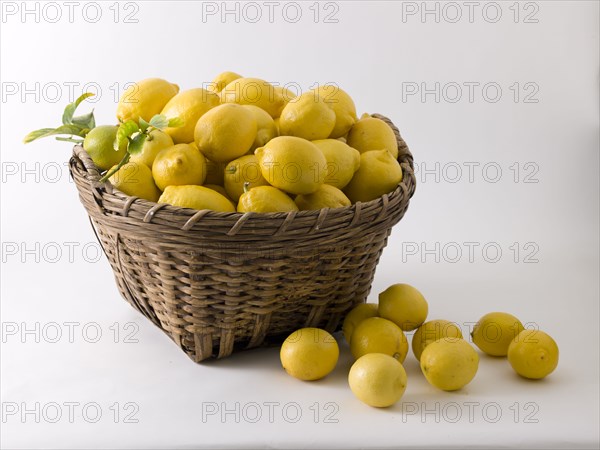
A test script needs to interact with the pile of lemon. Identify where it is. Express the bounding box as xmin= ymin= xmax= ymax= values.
xmin=84 ymin=73 xmax=404 ymax=213
xmin=280 ymin=284 xmax=559 ymax=408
